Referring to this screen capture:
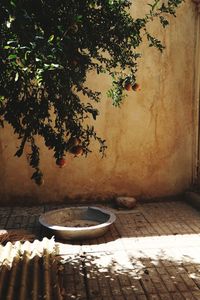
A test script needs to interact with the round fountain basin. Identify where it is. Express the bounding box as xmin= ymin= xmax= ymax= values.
xmin=39 ymin=206 xmax=116 ymax=240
